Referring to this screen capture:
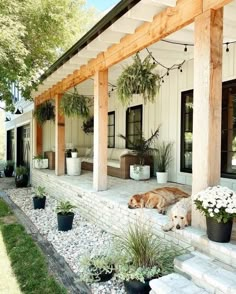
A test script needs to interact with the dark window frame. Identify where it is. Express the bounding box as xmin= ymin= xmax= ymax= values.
xmin=108 ymin=111 xmax=115 ymax=148
xmin=126 ymin=105 xmax=143 ymax=149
